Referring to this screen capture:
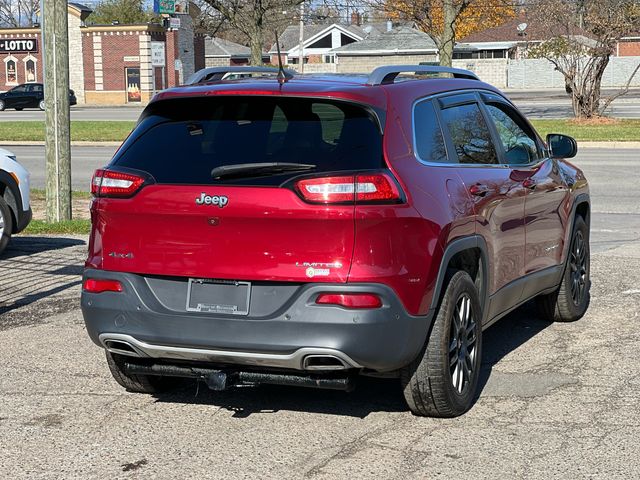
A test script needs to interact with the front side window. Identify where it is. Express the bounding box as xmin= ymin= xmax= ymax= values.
xmin=485 ymin=103 xmax=540 ymax=165
xmin=440 ymin=103 xmax=498 ymax=165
